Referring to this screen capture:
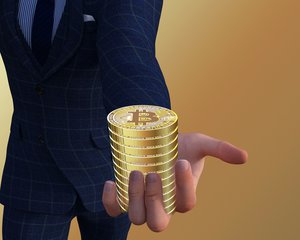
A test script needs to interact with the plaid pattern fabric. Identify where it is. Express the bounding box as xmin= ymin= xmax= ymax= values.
xmin=0 ymin=0 xmax=171 ymax=216
xmin=2 ymin=194 xmax=131 ymax=239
